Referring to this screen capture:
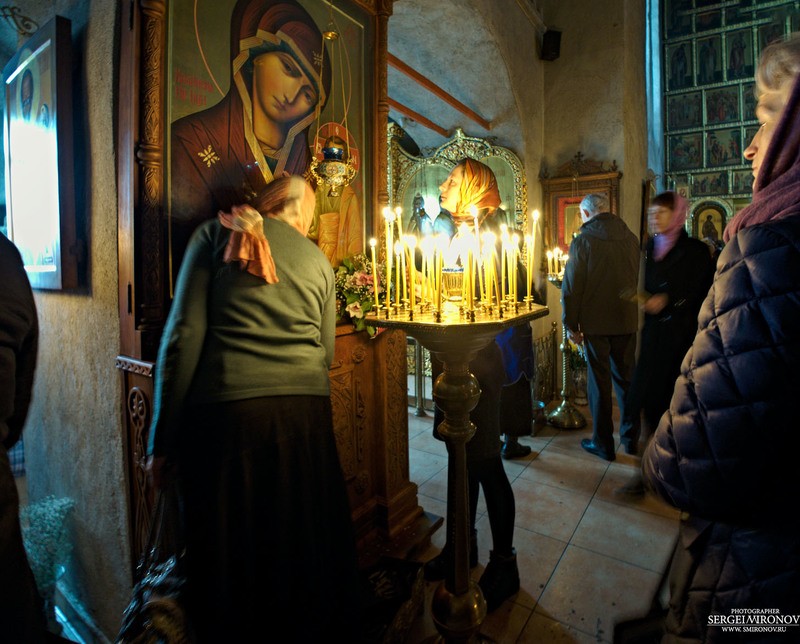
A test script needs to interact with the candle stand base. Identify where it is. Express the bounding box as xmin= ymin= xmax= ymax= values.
xmin=546 ymin=400 xmax=586 ymax=429
xmin=367 ymin=303 xmax=547 ymax=643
